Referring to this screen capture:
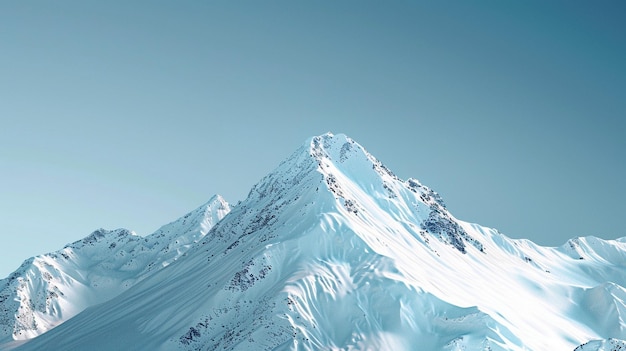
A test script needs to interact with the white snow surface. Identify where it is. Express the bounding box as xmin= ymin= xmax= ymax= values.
xmin=0 ymin=195 xmax=230 ymax=345
xmin=1 ymin=133 xmax=625 ymax=351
